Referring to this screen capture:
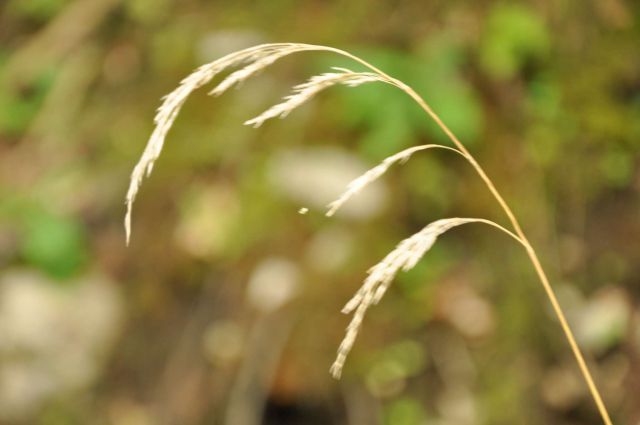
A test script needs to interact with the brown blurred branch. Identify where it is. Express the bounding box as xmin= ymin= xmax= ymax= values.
xmin=224 ymin=310 xmax=295 ymax=425
xmin=3 ymin=0 xmax=121 ymax=86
